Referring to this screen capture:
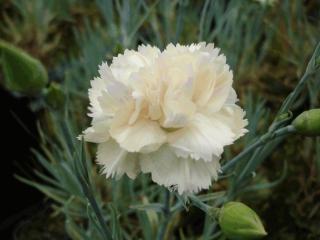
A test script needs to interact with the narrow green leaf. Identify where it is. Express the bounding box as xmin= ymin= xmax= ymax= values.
xmin=108 ymin=204 xmax=122 ymax=240
xmin=130 ymin=203 xmax=164 ymax=213
xmin=65 ymin=218 xmax=91 ymax=240
xmin=239 ymin=161 xmax=288 ymax=194
xmin=16 ymin=175 xmax=68 ymax=204
xmin=198 ymin=191 xmax=226 ymax=202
